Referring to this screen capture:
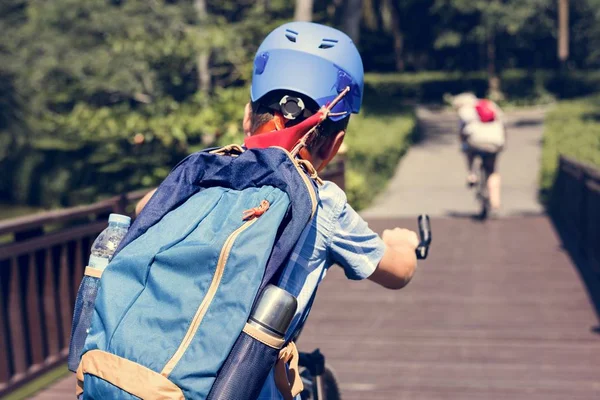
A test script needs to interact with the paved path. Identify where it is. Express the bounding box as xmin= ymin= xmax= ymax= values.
xmin=28 ymin=106 xmax=600 ymax=400
xmin=362 ymin=106 xmax=546 ymax=219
